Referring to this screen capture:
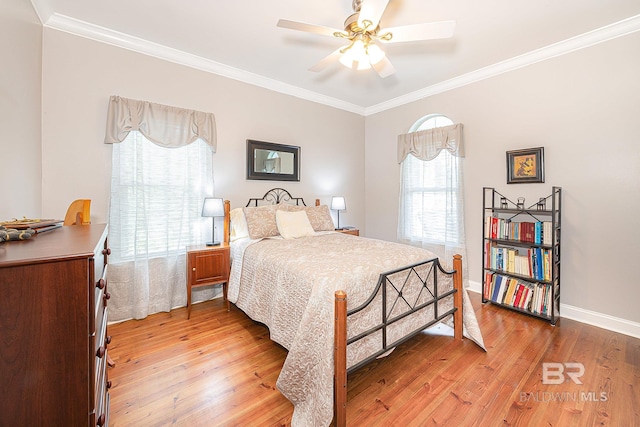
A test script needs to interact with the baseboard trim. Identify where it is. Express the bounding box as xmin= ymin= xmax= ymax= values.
xmin=466 ymin=280 xmax=640 ymax=339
